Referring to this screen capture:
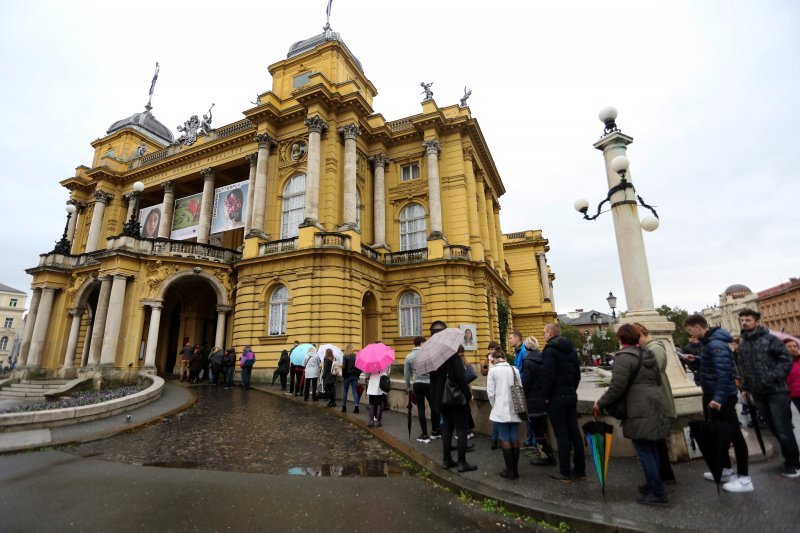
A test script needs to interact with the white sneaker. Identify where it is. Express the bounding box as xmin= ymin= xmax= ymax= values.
xmin=704 ymin=468 xmax=733 ymax=482
xmin=722 ymin=475 xmax=754 ymax=493
xmin=780 ymin=467 xmax=800 ymax=479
